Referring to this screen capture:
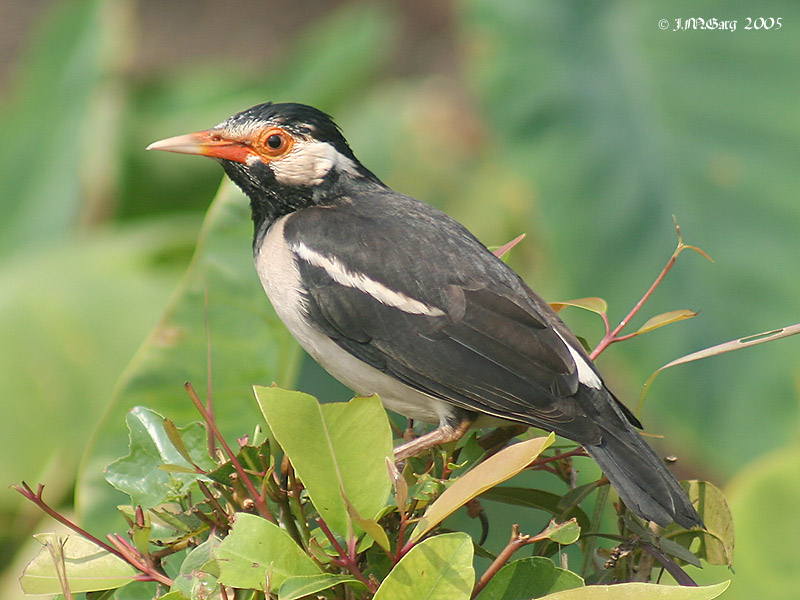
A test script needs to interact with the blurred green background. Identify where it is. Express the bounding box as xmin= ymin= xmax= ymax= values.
xmin=1 ymin=0 xmax=798 ymax=598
